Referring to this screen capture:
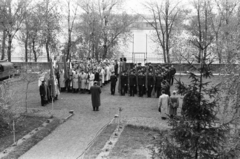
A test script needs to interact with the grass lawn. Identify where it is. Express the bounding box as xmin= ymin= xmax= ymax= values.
xmin=0 ymin=115 xmax=48 ymax=152
xmin=109 ymin=125 xmax=162 ymax=159
xmin=0 ymin=116 xmax=61 ymax=159
xmin=84 ymin=124 xmax=118 ymax=159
